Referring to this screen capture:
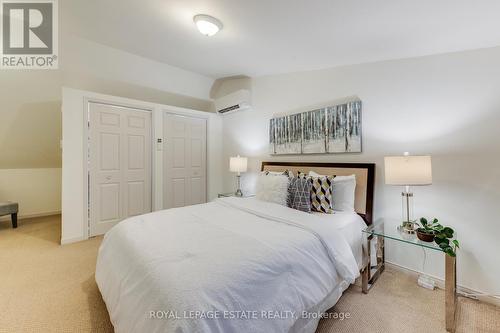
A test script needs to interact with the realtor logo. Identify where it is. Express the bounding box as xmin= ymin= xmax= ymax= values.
xmin=1 ymin=0 xmax=58 ymax=69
